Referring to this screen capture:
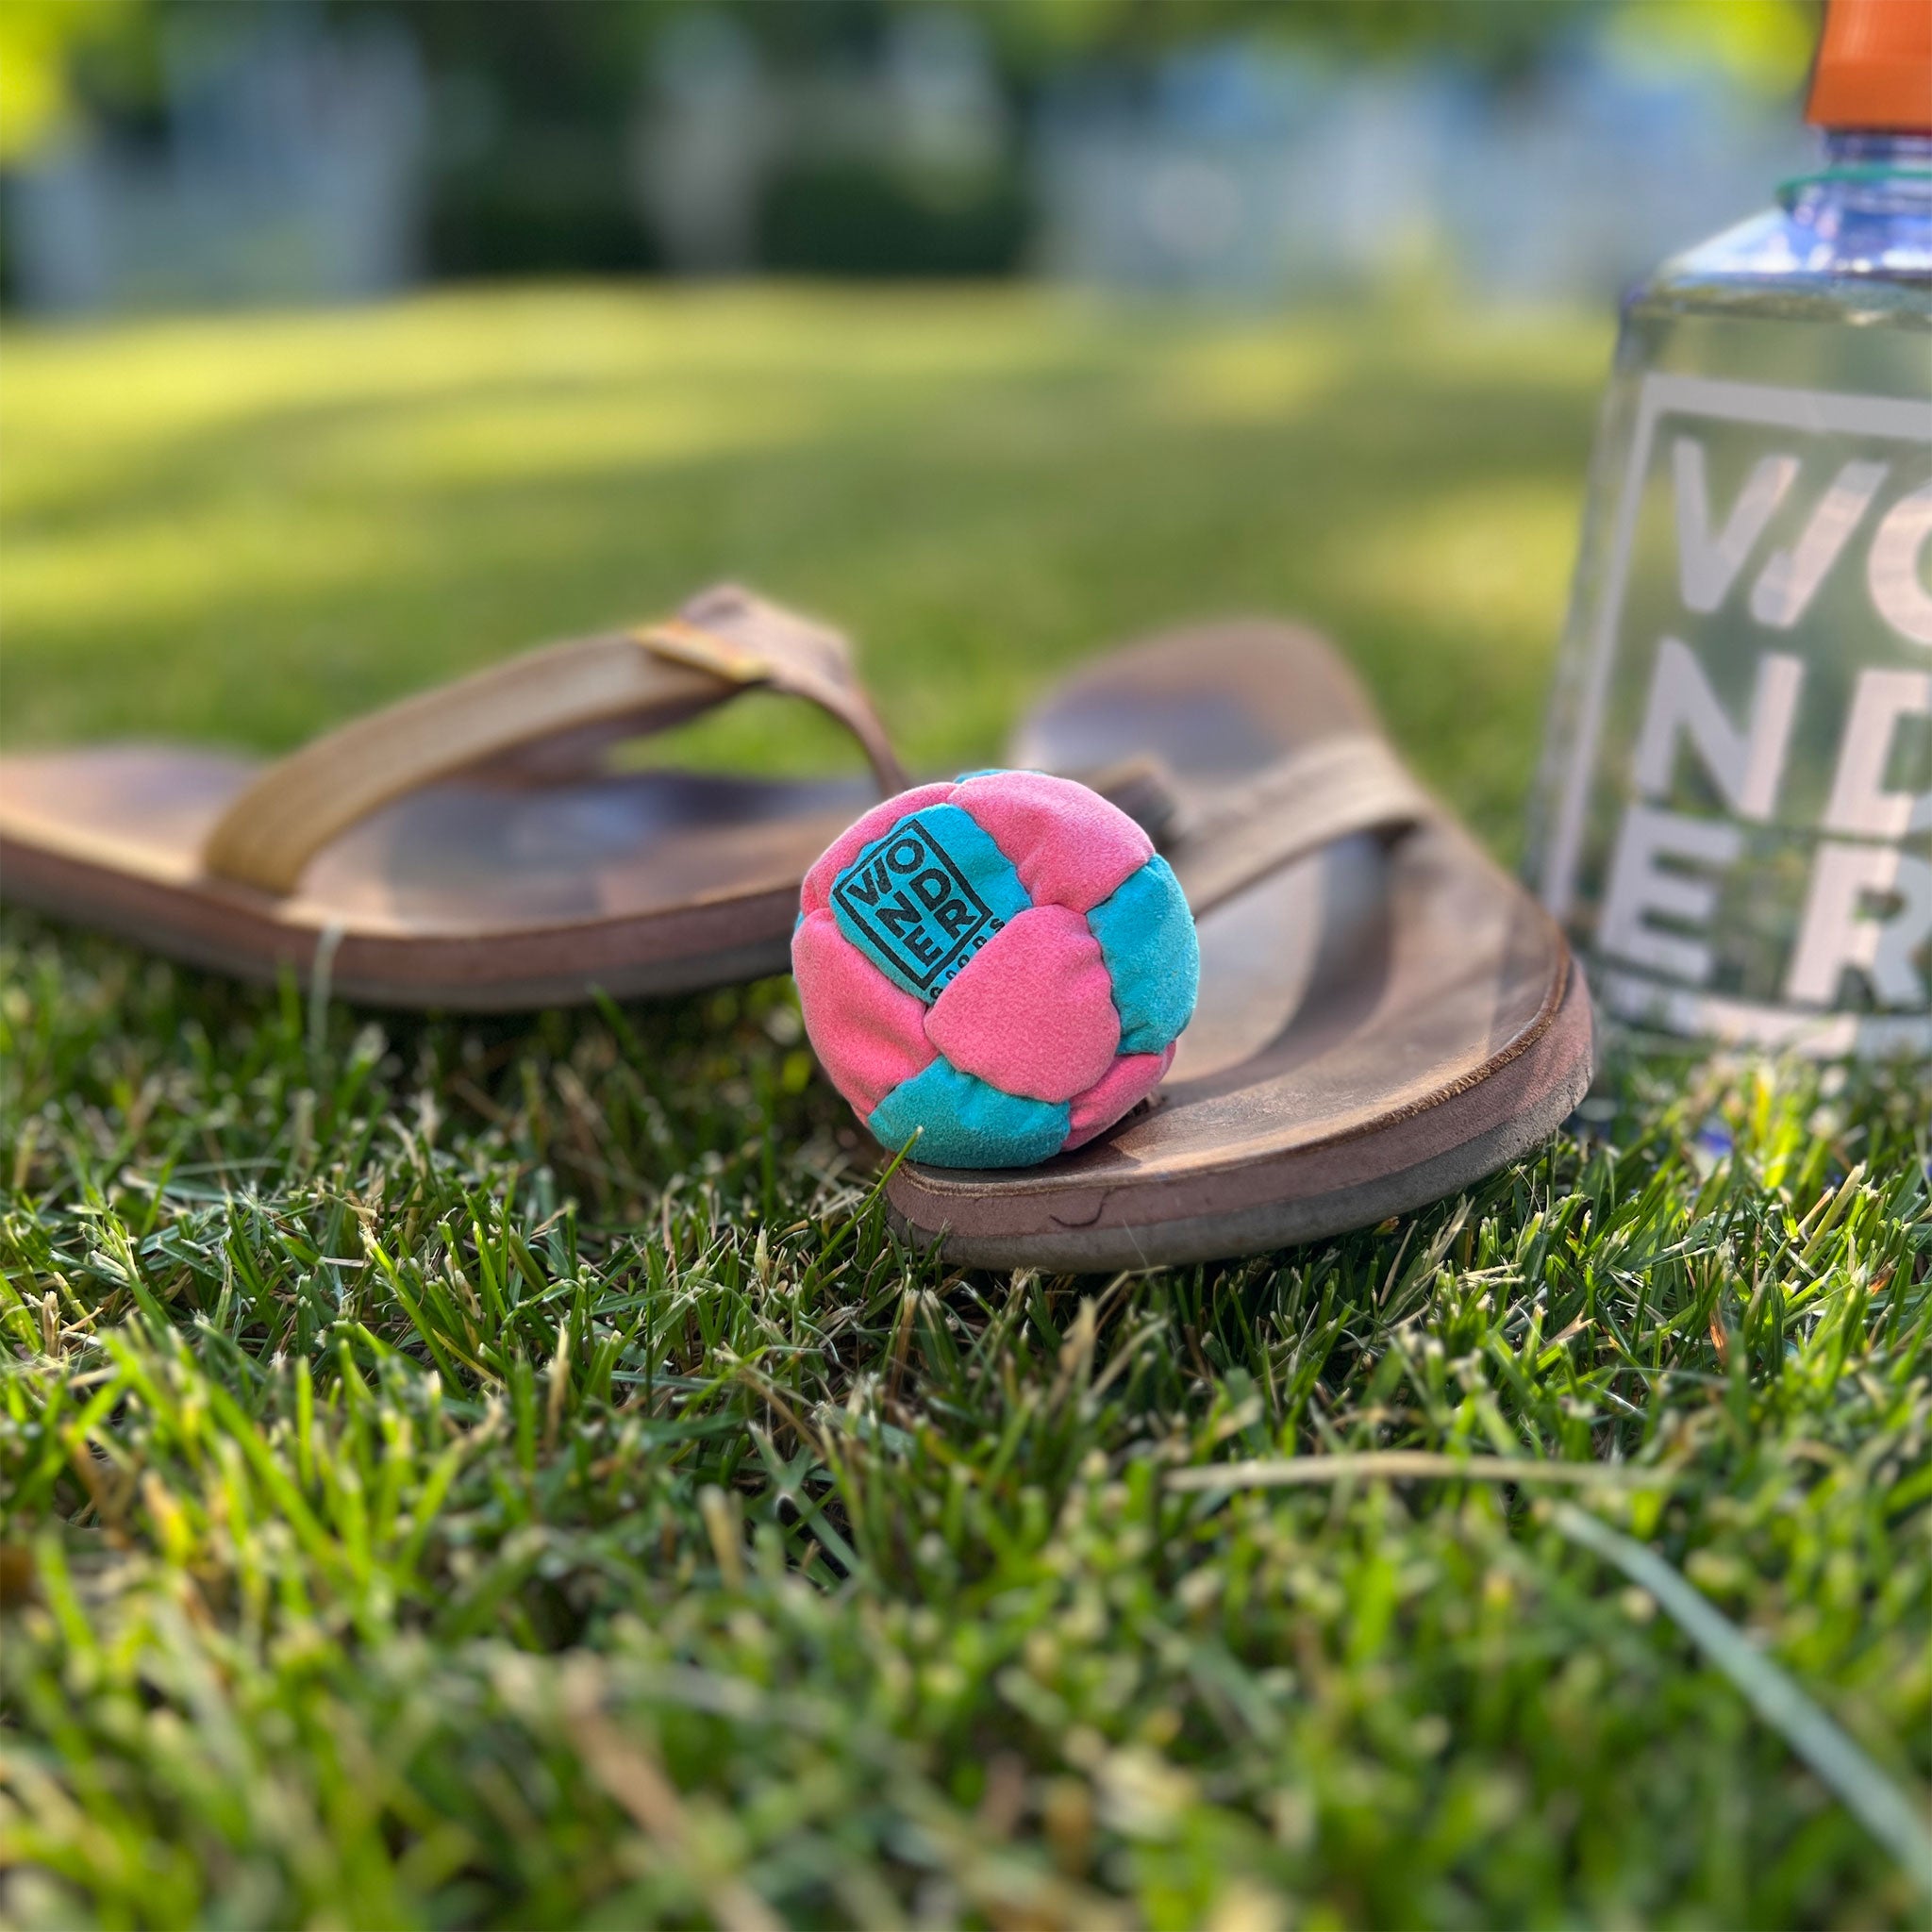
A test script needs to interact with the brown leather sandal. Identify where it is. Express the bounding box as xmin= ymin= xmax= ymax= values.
xmin=0 ymin=587 xmax=908 ymax=1010
xmin=889 ymin=620 xmax=1595 ymax=1270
